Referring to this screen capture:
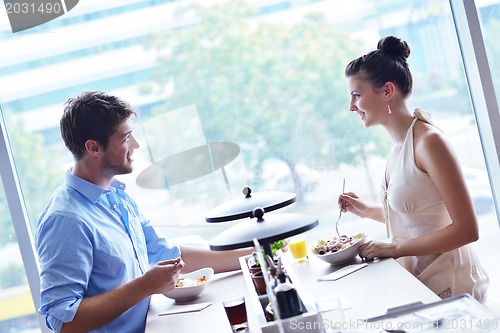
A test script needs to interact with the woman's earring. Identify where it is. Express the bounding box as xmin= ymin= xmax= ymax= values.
xmin=386 ymin=103 xmax=392 ymax=114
